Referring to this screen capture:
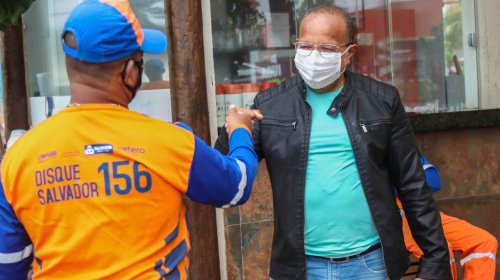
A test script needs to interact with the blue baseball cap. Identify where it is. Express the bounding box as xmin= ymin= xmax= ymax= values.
xmin=62 ymin=0 xmax=167 ymax=63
